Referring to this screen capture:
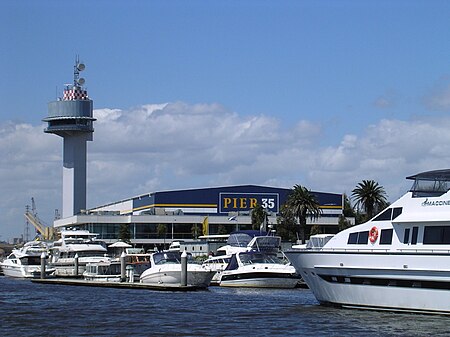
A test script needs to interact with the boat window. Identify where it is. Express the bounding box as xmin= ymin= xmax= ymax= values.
xmin=379 ymin=229 xmax=393 ymax=245
xmin=347 ymin=232 xmax=358 ymax=244
xmin=348 ymin=231 xmax=369 ymax=245
xmin=403 ymin=228 xmax=410 ymax=244
xmin=423 ymin=226 xmax=450 ymax=244
xmin=373 ymin=209 xmax=392 ymax=222
xmin=357 ymin=231 xmax=369 ymax=244
xmin=410 ymin=178 xmax=450 ymax=198
xmin=411 ymin=227 xmax=418 ymax=245
xmin=392 ymin=207 xmax=402 ymax=220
